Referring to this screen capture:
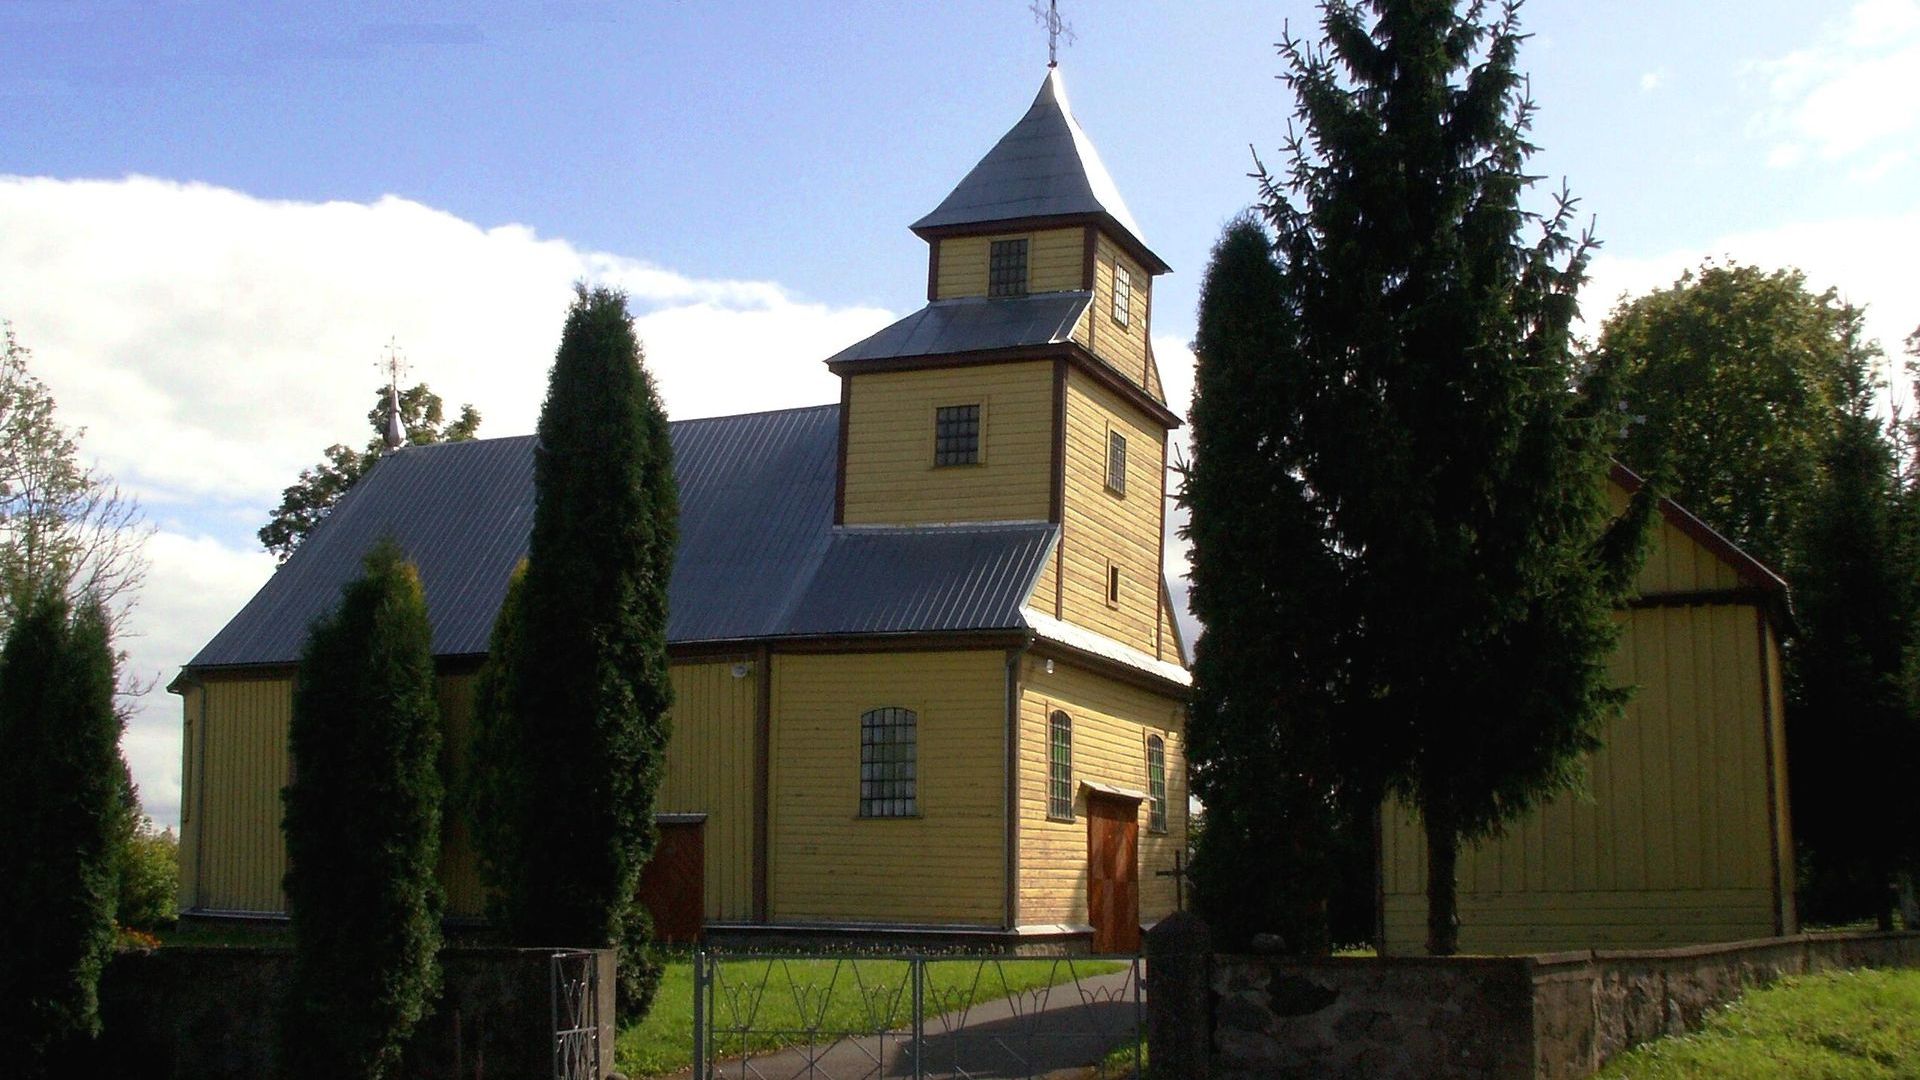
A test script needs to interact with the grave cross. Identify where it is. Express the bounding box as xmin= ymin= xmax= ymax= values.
xmin=1155 ymin=849 xmax=1189 ymax=911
